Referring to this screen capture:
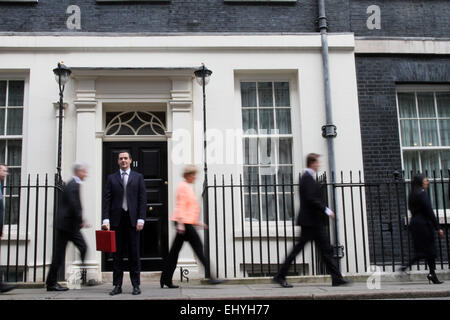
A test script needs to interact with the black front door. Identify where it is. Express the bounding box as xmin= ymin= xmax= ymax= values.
xmin=102 ymin=141 xmax=168 ymax=271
